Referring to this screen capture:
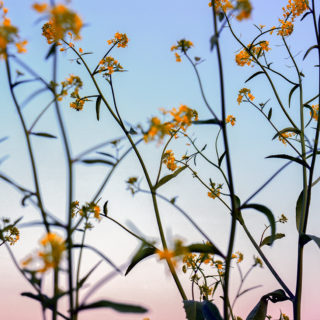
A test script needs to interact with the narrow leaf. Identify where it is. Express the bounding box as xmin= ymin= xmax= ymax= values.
xmin=77 ymin=300 xmax=147 ymax=313
xmin=183 ymin=300 xmax=205 ymax=320
xmin=303 ymin=45 xmax=319 ymax=60
xmin=96 ymin=95 xmax=102 ymax=121
xmin=78 ymin=260 xmax=103 ymax=289
xmin=125 ymin=243 xmax=156 ymax=275
xmin=218 ymin=151 xmax=226 ymax=167
xmin=260 ymin=233 xmax=285 ymax=247
xmin=187 ymin=243 xmax=224 ymax=259
xmin=155 ymin=166 xmax=187 ymax=189
xmin=96 ymin=151 xmax=116 ymax=159
xmin=81 ymin=159 xmax=115 ymax=166
xmin=295 ymin=190 xmax=303 ymax=232
xmin=267 ymin=108 xmax=272 ymax=120
xmin=265 ymin=289 xmax=290 ymax=303
xmin=301 ymin=234 xmax=320 ymax=248
xmin=245 ymin=71 xmax=264 ymax=83
xmin=210 ymin=35 xmax=218 ymax=51
xmin=193 ymin=119 xmax=221 ymax=125
xmin=272 ymin=127 xmax=301 ymax=140
xmin=30 ymin=132 xmax=57 ymax=139
xmin=288 ymin=84 xmax=299 ymax=108
xmin=45 ymin=43 xmax=56 ymax=60
xmin=266 ymin=154 xmax=310 ymax=169
xmin=241 ymin=204 xmax=276 ymax=244
xmin=301 ymin=11 xmax=312 ymax=21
